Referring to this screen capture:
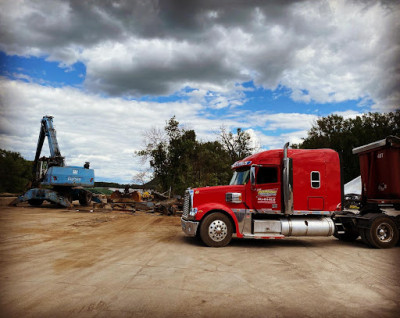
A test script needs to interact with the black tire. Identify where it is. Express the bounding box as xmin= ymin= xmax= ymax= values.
xmin=28 ymin=199 xmax=44 ymax=206
xmin=359 ymin=228 xmax=373 ymax=247
xmin=200 ymin=212 xmax=233 ymax=247
xmin=365 ymin=216 xmax=399 ymax=249
xmin=79 ymin=191 xmax=92 ymax=206
xmin=63 ymin=192 xmax=73 ymax=204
